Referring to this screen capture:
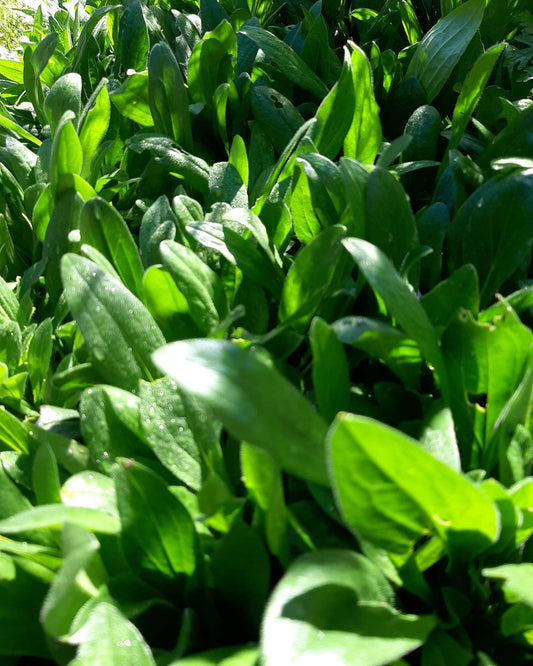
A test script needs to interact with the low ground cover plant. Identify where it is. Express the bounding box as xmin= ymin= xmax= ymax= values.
xmin=1 ymin=0 xmax=533 ymax=663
